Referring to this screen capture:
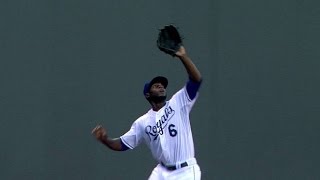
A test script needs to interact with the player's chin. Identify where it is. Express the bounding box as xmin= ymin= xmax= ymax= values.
xmin=159 ymin=92 xmax=166 ymax=96
xmin=160 ymin=94 xmax=166 ymax=98
xmin=159 ymin=95 xmax=167 ymax=101
xmin=149 ymin=95 xmax=167 ymax=103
